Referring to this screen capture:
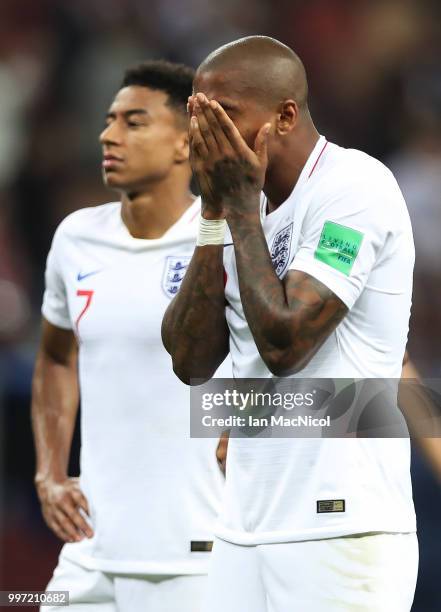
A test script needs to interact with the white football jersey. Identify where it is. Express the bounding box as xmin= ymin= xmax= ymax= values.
xmin=218 ymin=136 xmax=416 ymax=545
xmin=42 ymin=199 xmax=226 ymax=574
